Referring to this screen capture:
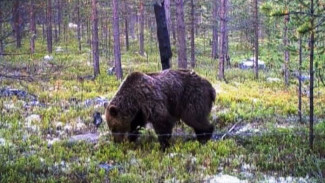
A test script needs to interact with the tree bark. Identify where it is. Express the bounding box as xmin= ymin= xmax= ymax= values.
xmin=283 ymin=13 xmax=290 ymax=86
xmin=309 ymin=0 xmax=315 ymax=150
xmin=0 ymin=3 xmax=3 ymax=57
xmin=164 ymin=0 xmax=171 ymax=39
xmin=57 ymin=0 xmax=61 ymax=41
xmin=92 ymin=0 xmax=100 ymax=77
xmin=30 ymin=0 xmax=36 ymax=54
xmin=171 ymin=5 xmax=177 ymax=46
xmin=218 ymin=0 xmax=227 ymax=80
xmin=77 ymin=0 xmax=82 ymax=52
xmin=211 ymin=0 xmax=218 ymax=60
xmin=190 ymin=0 xmax=195 ymax=68
xmin=47 ymin=0 xmax=53 ymax=53
xmin=154 ymin=1 xmax=172 ymax=70
xmin=113 ymin=0 xmax=123 ymax=79
xmin=254 ymin=0 xmax=259 ymax=79
xmin=13 ymin=0 xmax=22 ymax=48
xmin=42 ymin=11 xmax=46 ymax=41
xmin=124 ymin=1 xmax=129 ymax=51
xmin=54 ymin=0 xmax=58 ymax=43
xmin=130 ymin=11 xmax=136 ymax=39
xmin=298 ymin=36 xmax=302 ymax=123
xmin=139 ymin=0 xmax=145 ymax=55
xmin=175 ymin=0 xmax=187 ymax=69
